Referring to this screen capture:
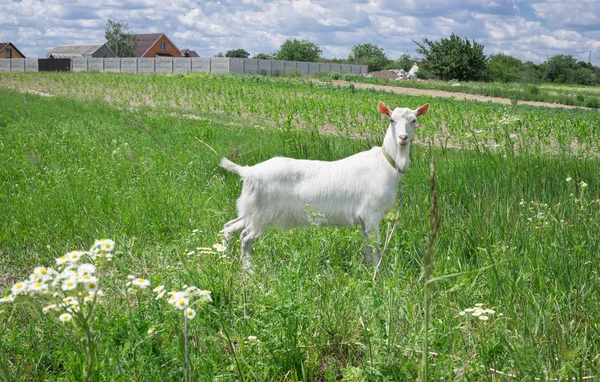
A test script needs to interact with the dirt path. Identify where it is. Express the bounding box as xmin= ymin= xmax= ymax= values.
xmin=326 ymin=79 xmax=585 ymax=109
